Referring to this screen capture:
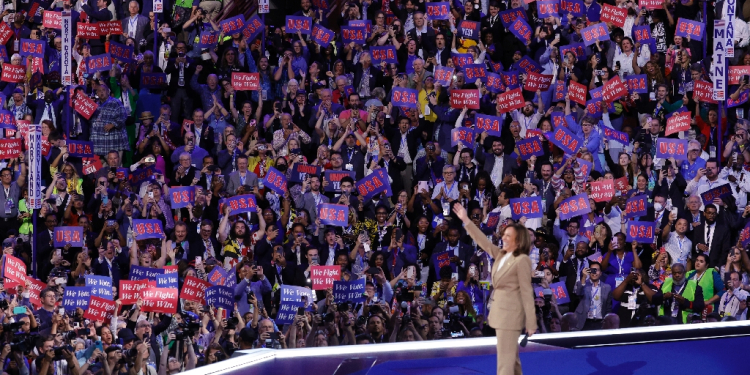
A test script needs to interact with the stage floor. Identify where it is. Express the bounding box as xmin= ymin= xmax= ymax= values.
xmin=183 ymin=321 xmax=750 ymax=375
